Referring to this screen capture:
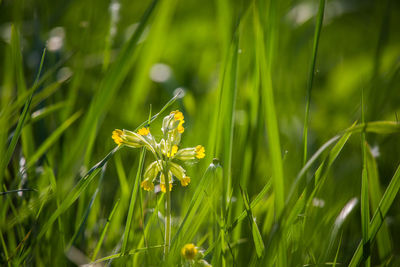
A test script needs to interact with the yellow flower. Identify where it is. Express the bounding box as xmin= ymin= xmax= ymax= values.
xmin=160 ymin=183 xmax=173 ymax=193
xmin=174 ymin=145 xmax=206 ymax=160
xmin=195 ymin=145 xmax=205 ymax=159
xmin=171 ymin=110 xmax=185 ymax=133
xmin=172 ymin=110 xmax=184 ymax=121
xmin=181 ymin=243 xmax=198 ymax=260
xmin=181 ymin=176 xmax=190 ymax=187
xmin=167 ymin=145 xmax=178 ymax=158
xmin=141 ymin=179 xmax=154 ymax=191
xmin=137 ymin=127 xmax=150 ymax=136
xmin=177 ymin=120 xmax=185 ymax=133
xmin=112 ymin=129 xmax=124 ymax=145
xmin=114 ymin=110 xmax=204 ymax=193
